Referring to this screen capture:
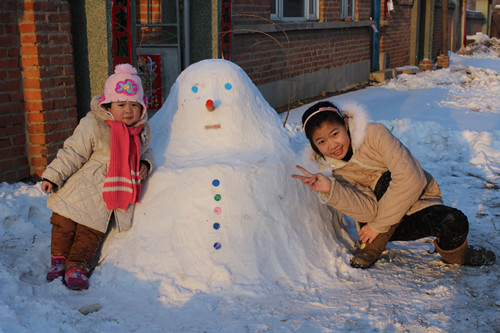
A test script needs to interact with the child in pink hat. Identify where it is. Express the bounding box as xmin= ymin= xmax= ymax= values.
xmin=41 ymin=64 xmax=154 ymax=290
